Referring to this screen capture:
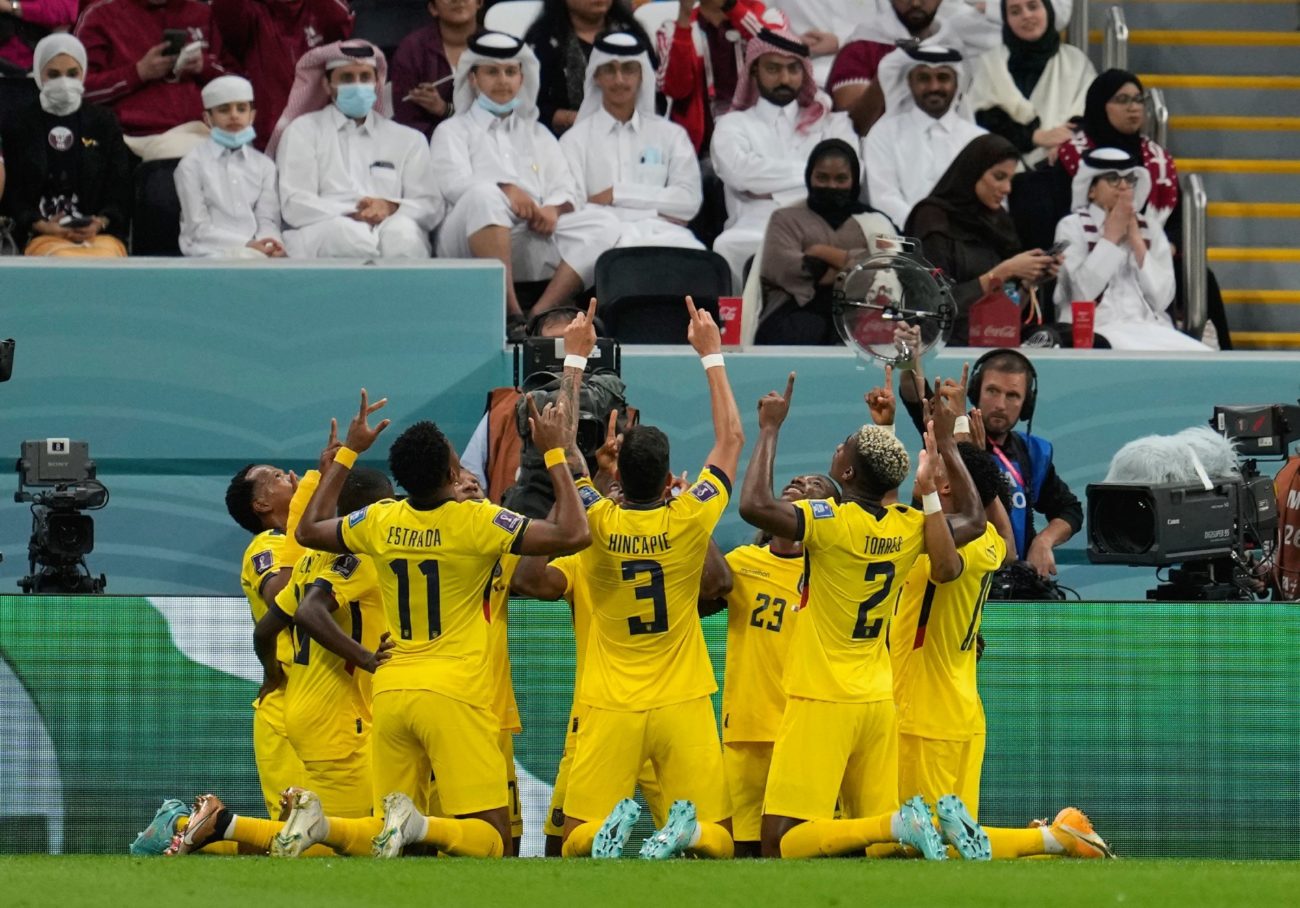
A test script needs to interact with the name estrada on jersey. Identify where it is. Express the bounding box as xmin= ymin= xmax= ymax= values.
xmin=338 ymin=496 xmax=531 ymax=707
xmin=241 ymin=528 xmax=294 ymax=666
xmin=786 ymin=498 xmax=928 ymax=704
xmin=573 ymin=467 xmax=730 ymax=712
